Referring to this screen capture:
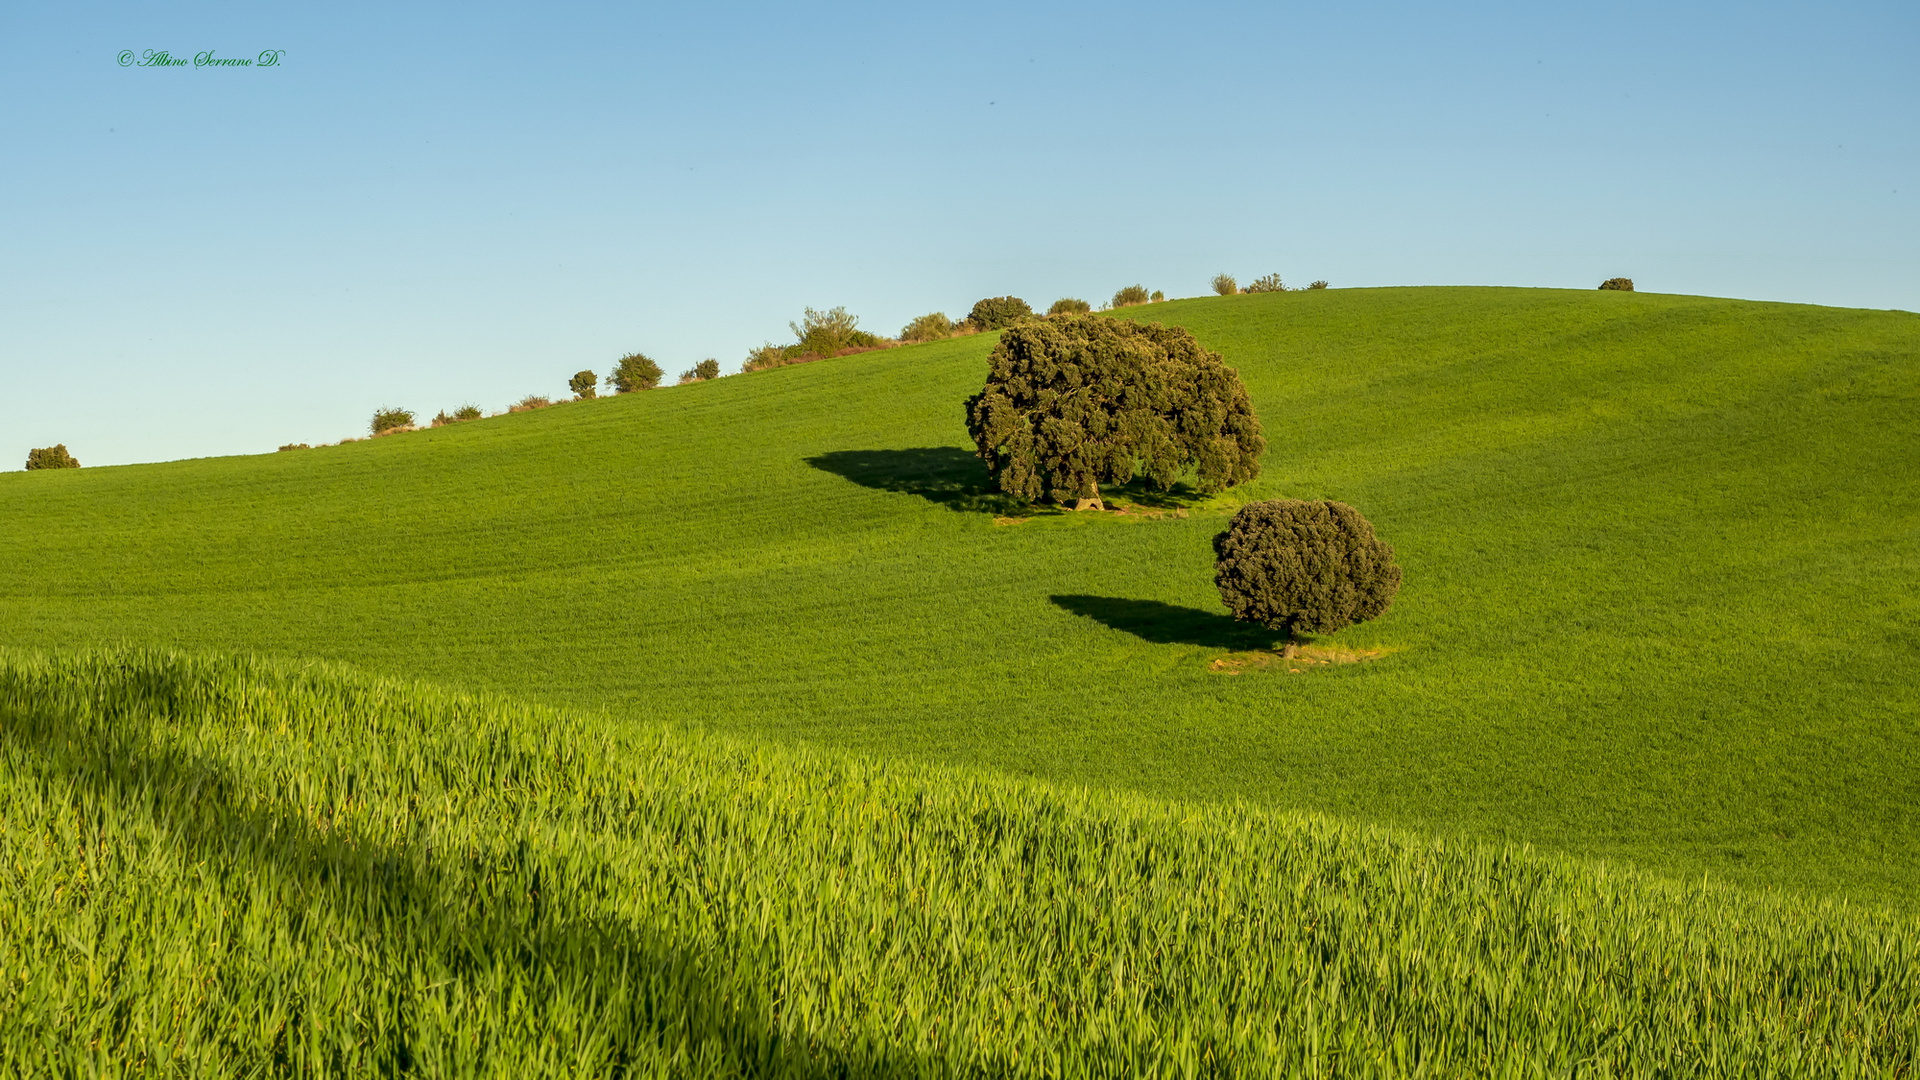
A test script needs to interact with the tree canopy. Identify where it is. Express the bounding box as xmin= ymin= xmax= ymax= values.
xmin=964 ymin=315 xmax=1264 ymax=506
xmin=1213 ymin=499 xmax=1401 ymax=641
